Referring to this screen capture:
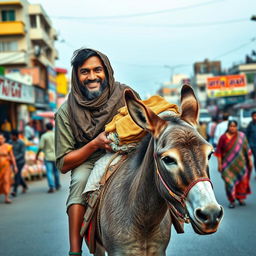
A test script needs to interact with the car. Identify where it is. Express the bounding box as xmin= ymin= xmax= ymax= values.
xmin=199 ymin=109 xmax=211 ymax=123
xmin=235 ymin=108 xmax=256 ymax=131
